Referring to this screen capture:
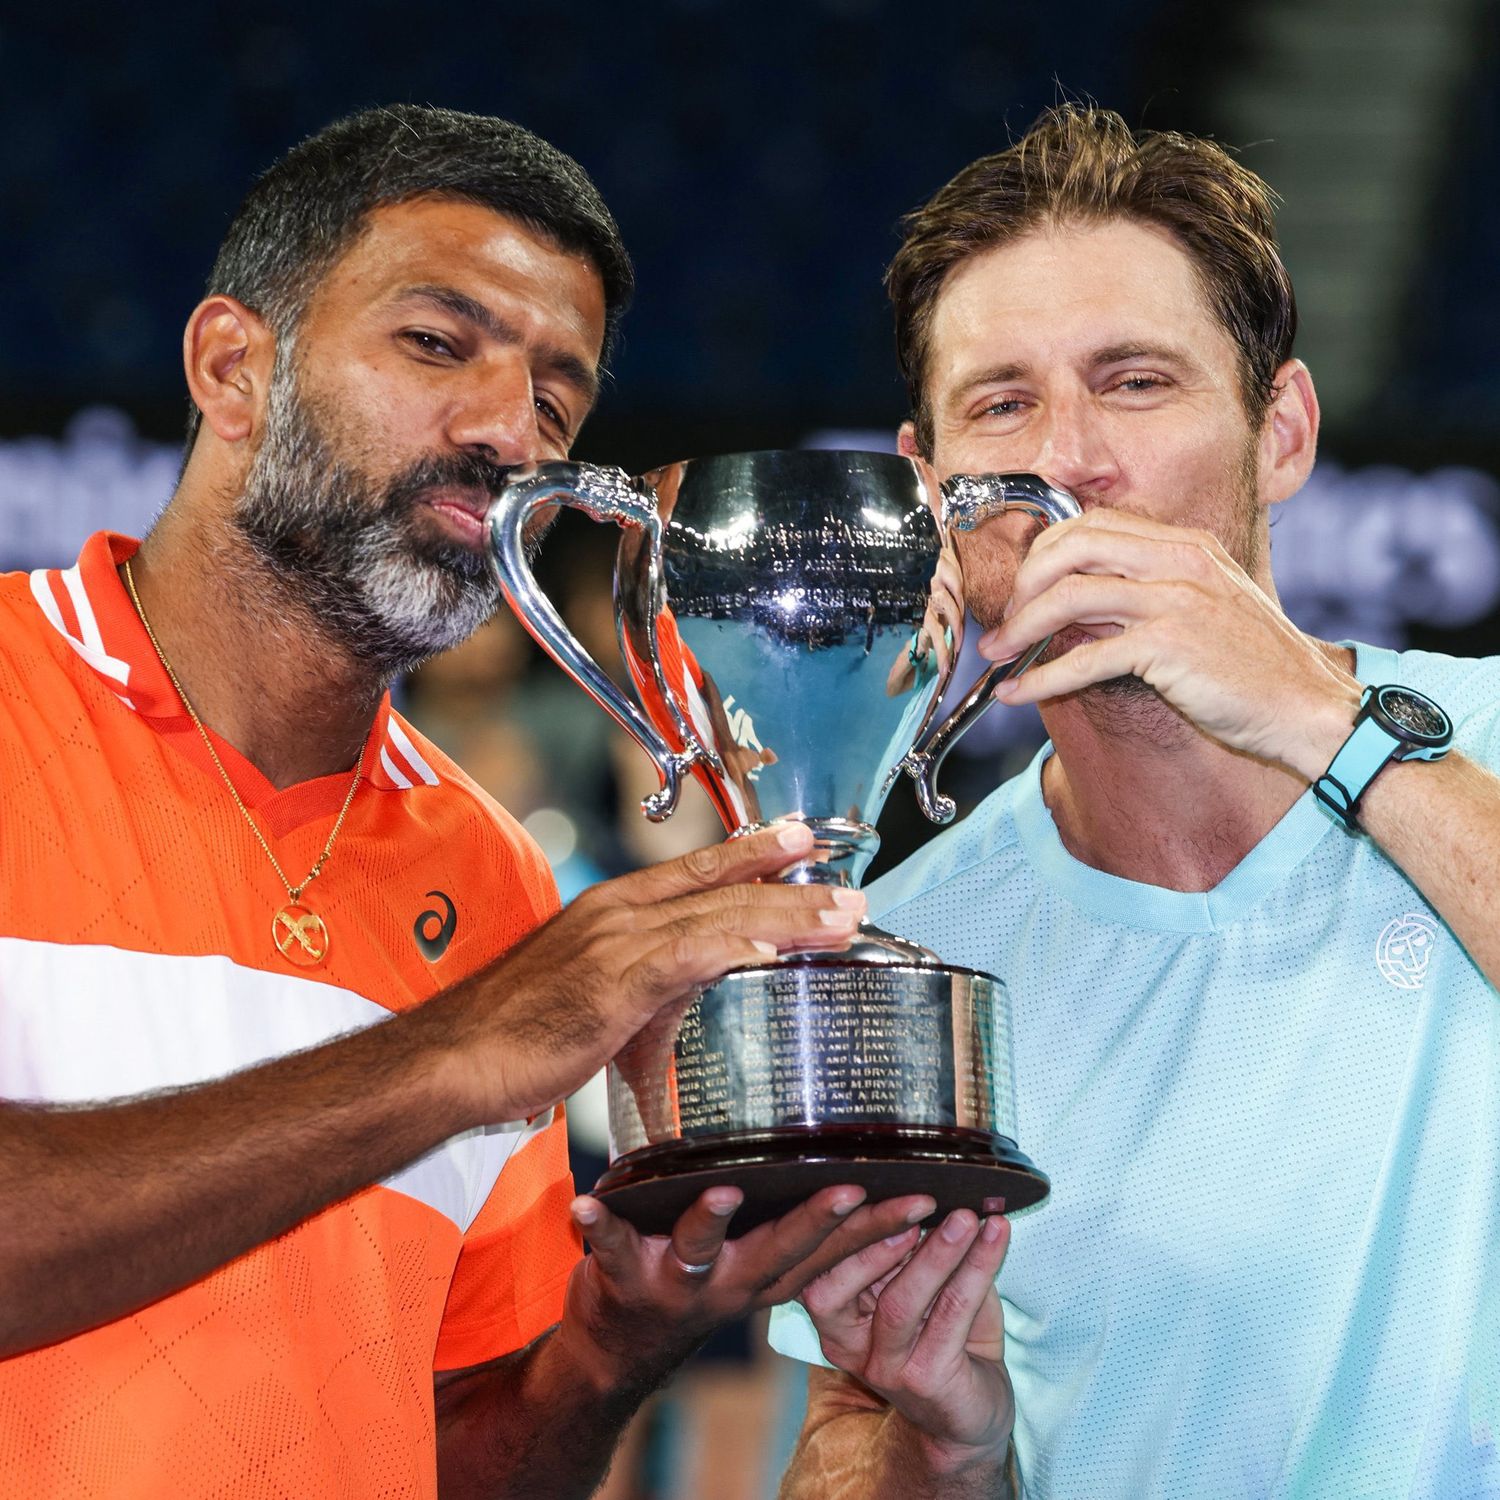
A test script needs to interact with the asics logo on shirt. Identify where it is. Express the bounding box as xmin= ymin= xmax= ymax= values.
xmin=414 ymin=890 xmax=458 ymax=961
xmin=1376 ymin=911 xmax=1439 ymax=990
